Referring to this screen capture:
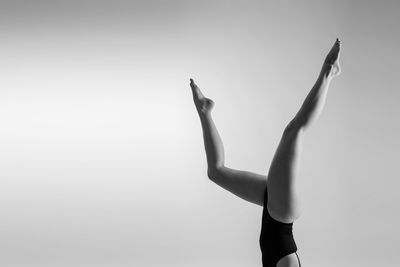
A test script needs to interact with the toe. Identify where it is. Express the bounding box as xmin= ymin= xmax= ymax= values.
xmin=335 ymin=39 xmax=342 ymax=49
